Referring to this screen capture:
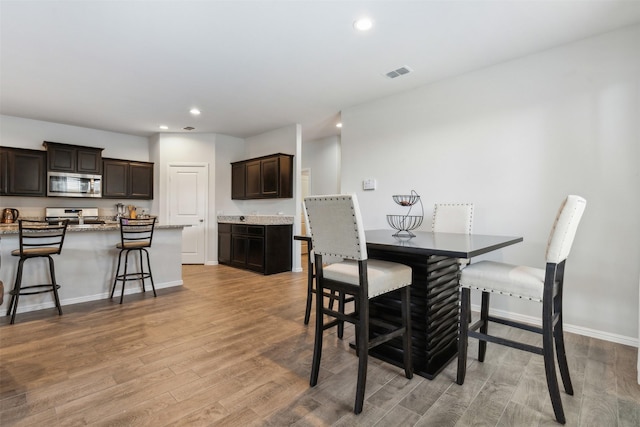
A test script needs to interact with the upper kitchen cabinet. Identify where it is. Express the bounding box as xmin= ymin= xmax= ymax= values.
xmin=129 ymin=161 xmax=154 ymax=199
xmin=231 ymin=153 xmax=293 ymax=200
xmin=0 ymin=146 xmax=47 ymax=197
xmin=103 ymin=158 xmax=154 ymax=199
xmin=43 ymin=141 xmax=103 ymax=174
xmin=231 ymin=162 xmax=247 ymax=200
